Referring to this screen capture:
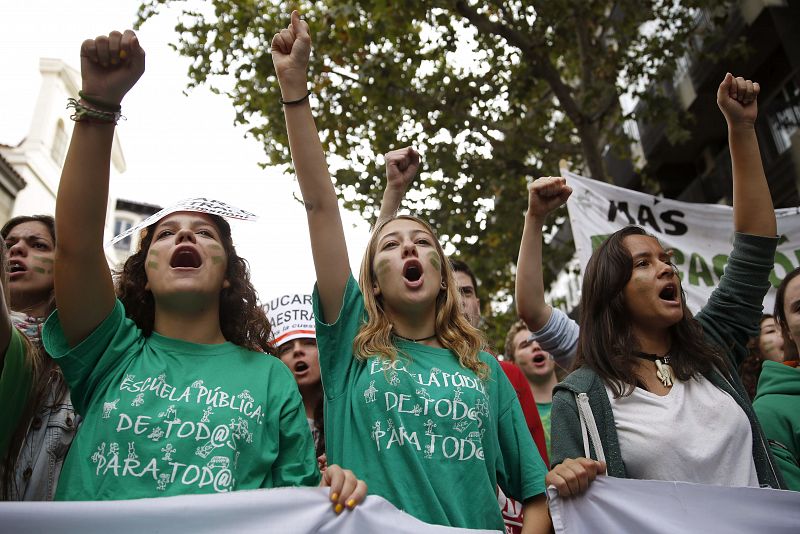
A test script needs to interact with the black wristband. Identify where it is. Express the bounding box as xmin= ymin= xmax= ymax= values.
xmin=280 ymin=90 xmax=311 ymax=106
xmin=78 ymin=91 xmax=122 ymax=112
